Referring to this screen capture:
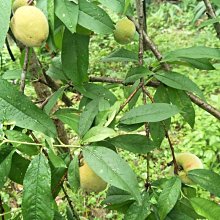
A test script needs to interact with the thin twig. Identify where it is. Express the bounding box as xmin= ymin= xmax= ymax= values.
xmin=5 ymin=37 xmax=15 ymax=62
xmin=119 ymin=81 xmax=144 ymax=112
xmin=89 ymin=76 xmax=159 ymax=87
xmin=90 ymin=76 xmax=220 ymax=120
xmin=37 ymin=59 xmax=73 ymax=107
xmin=1 ymin=139 xmax=80 ymax=149
xmin=203 ymin=0 xmax=220 ymax=39
xmin=127 ymin=16 xmax=220 ymax=121
xmin=188 ymin=93 xmax=220 ymax=120
xmin=20 ymin=47 xmax=29 ymax=93
xmin=142 ymin=86 xmax=179 ymax=174
xmin=62 ymin=185 xmax=80 ymax=220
